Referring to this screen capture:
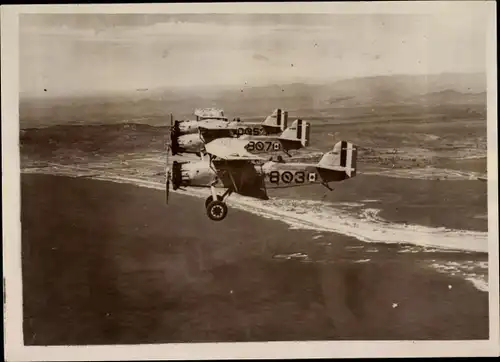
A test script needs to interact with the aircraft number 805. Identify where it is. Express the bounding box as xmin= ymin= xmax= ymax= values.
xmin=237 ymin=127 xmax=265 ymax=136
xmin=246 ymin=141 xmax=281 ymax=152
xmin=268 ymin=171 xmax=317 ymax=184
